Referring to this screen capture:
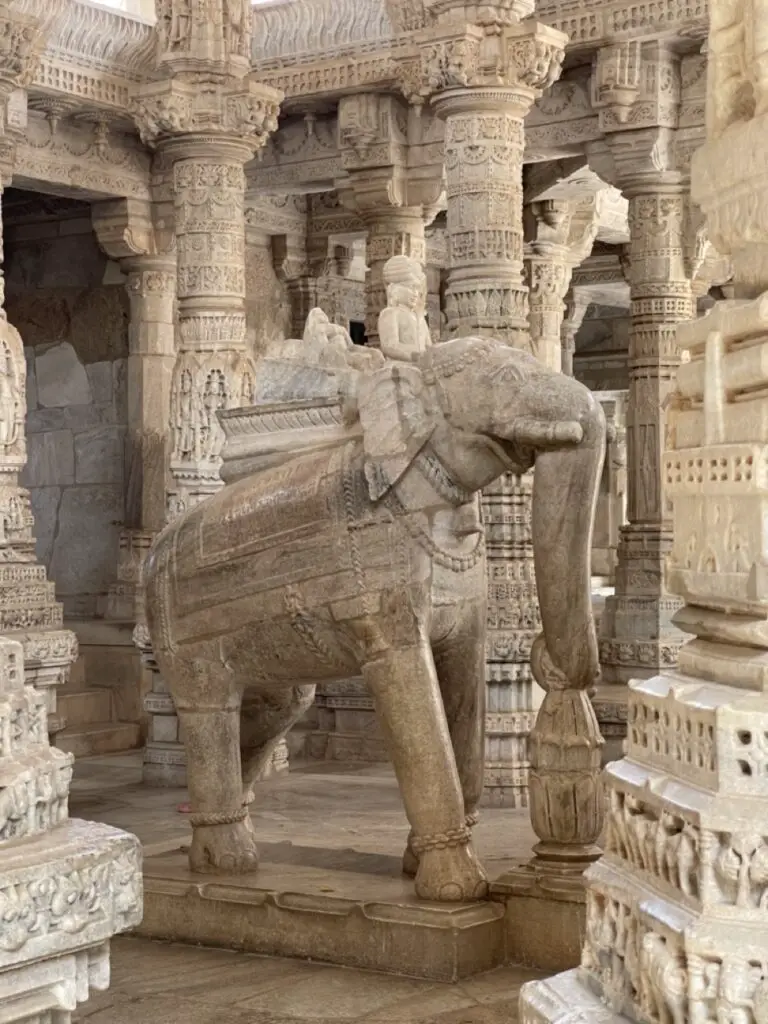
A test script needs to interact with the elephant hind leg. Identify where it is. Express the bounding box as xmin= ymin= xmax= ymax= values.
xmin=240 ymin=685 xmax=315 ymax=803
xmin=154 ymin=648 xmax=258 ymax=876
